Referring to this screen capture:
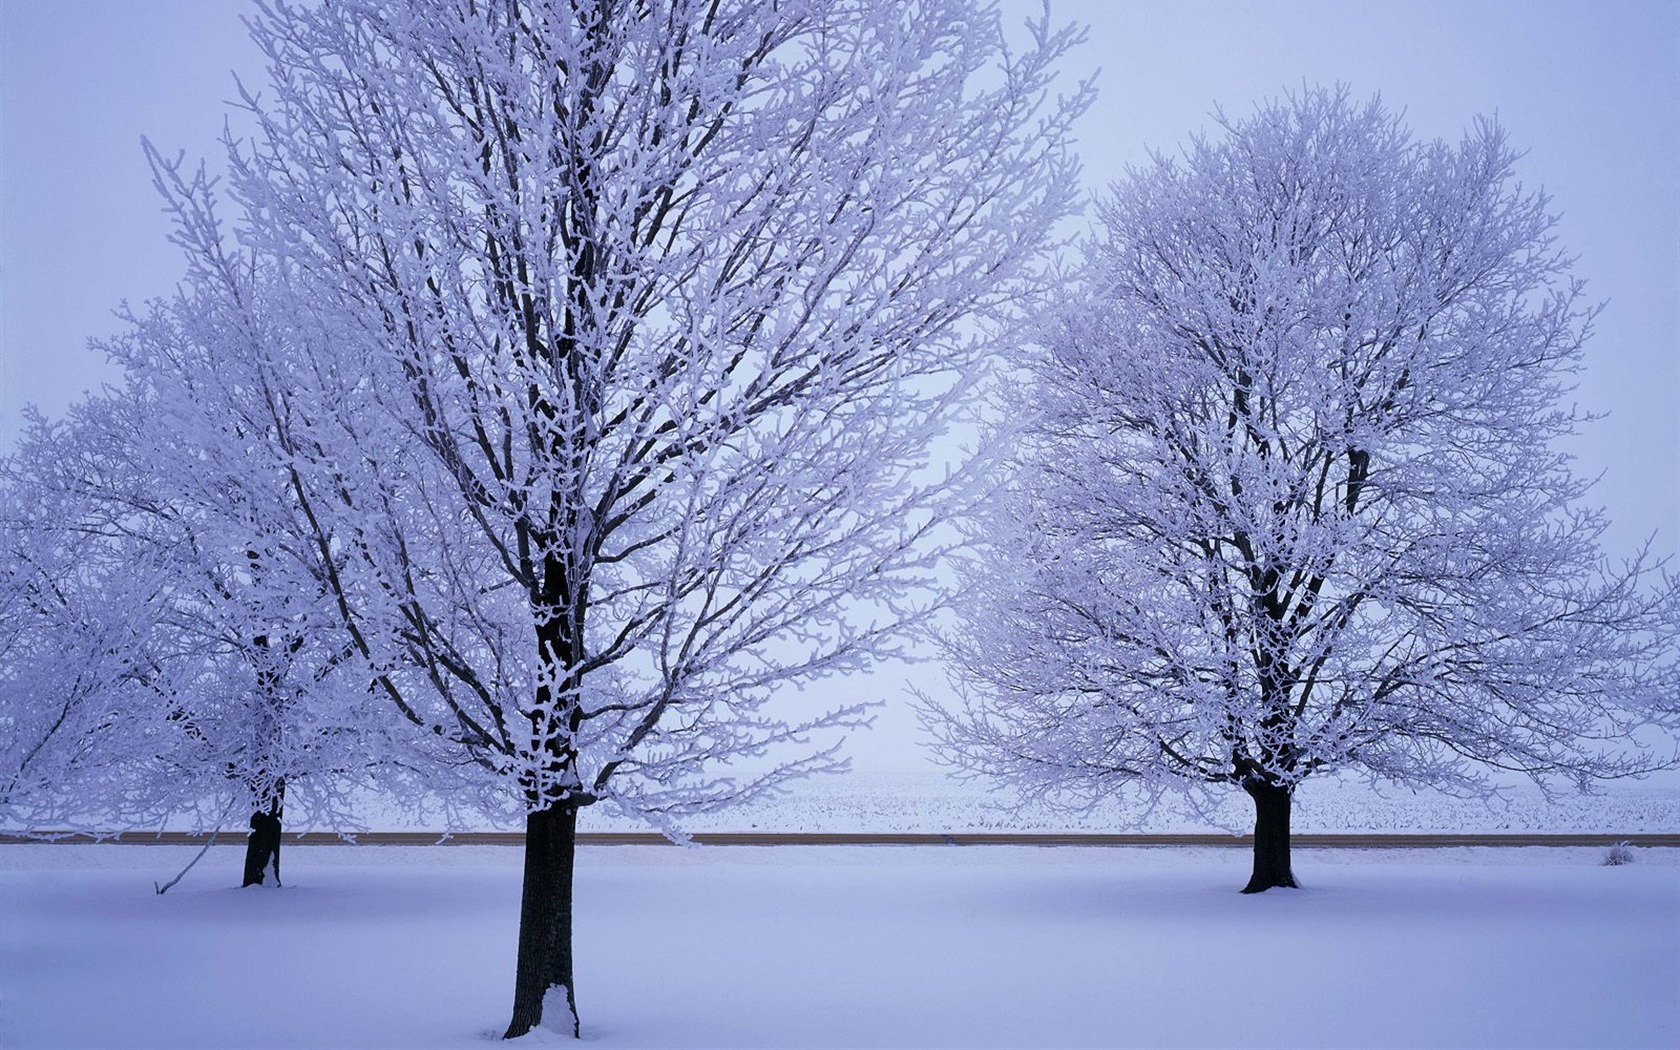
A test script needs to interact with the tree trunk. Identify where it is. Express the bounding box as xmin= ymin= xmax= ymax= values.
xmin=1241 ymin=779 xmax=1298 ymax=893
xmin=504 ymin=803 xmax=580 ymax=1040
xmin=241 ymin=806 xmax=283 ymax=887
